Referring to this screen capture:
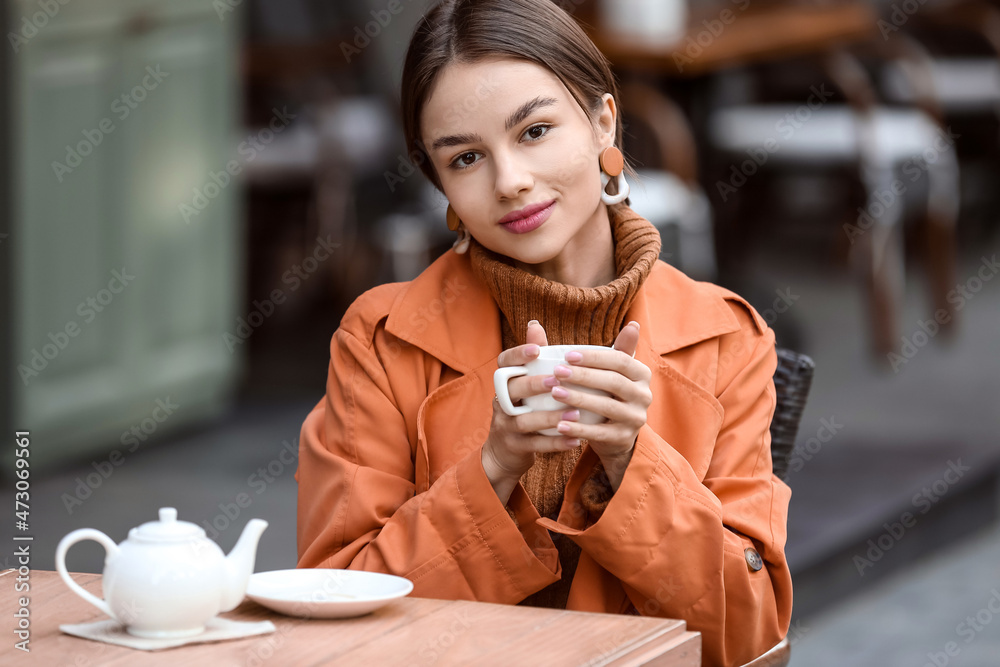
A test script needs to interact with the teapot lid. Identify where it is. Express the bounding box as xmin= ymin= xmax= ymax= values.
xmin=132 ymin=507 xmax=203 ymax=541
